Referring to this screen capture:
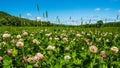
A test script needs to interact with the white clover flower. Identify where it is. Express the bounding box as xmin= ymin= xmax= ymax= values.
xmin=82 ymin=47 xmax=84 ymax=50
xmin=89 ymin=45 xmax=98 ymax=54
xmin=110 ymin=46 xmax=119 ymax=53
xmin=30 ymin=33 xmax=34 ymax=36
xmin=61 ymin=33 xmax=66 ymax=36
xmin=33 ymin=63 xmax=39 ymax=67
xmin=55 ymin=32 xmax=58 ymax=34
xmin=49 ymin=37 xmax=52 ymax=40
xmin=103 ymin=33 xmax=107 ymax=37
xmin=87 ymin=33 xmax=90 ymax=36
xmin=89 ymin=31 xmax=93 ymax=34
xmin=76 ymin=34 xmax=82 ymax=37
xmin=10 ymin=39 xmax=16 ymax=44
xmin=1 ymin=41 xmax=6 ymax=45
xmin=27 ymin=57 xmax=33 ymax=62
xmin=3 ymin=33 xmax=11 ymax=38
xmin=45 ymin=29 xmax=47 ymax=31
xmin=65 ymin=46 xmax=70 ymax=51
xmin=32 ymin=53 xmax=44 ymax=62
xmin=89 ymin=42 xmax=93 ymax=46
xmin=32 ymin=56 xmax=39 ymax=62
xmin=47 ymin=45 xmax=55 ymax=50
xmin=96 ymin=38 xmax=101 ymax=42
xmin=30 ymin=32 xmax=35 ymax=36
xmin=32 ymin=39 xmax=40 ymax=45
xmin=0 ymin=56 xmax=3 ymax=61
xmin=45 ymin=33 xmax=52 ymax=37
xmin=36 ymin=53 xmax=44 ymax=60
xmin=100 ymin=51 xmax=107 ymax=58
xmin=32 ymin=39 xmax=38 ymax=43
xmin=40 ymin=30 xmax=43 ymax=32
xmin=63 ymin=37 xmax=68 ymax=42
xmin=72 ymin=33 xmax=75 ymax=35
xmin=106 ymin=39 xmax=110 ymax=42
xmin=18 ymin=39 xmax=24 ymax=42
xmin=84 ymin=38 xmax=90 ymax=43
xmin=23 ymin=32 xmax=28 ymax=36
xmin=62 ymin=30 xmax=66 ymax=32
xmin=16 ymin=41 xmax=24 ymax=48
xmin=54 ymin=37 xmax=59 ymax=41
xmin=7 ymin=49 xmax=12 ymax=55
xmin=16 ymin=35 xmax=21 ymax=39
xmin=22 ymin=57 xmax=28 ymax=62
xmin=109 ymin=32 xmax=113 ymax=35
xmin=81 ymin=31 xmax=85 ymax=35
xmin=115 ymin=34 xmax=119 ymax=38
xmin=64 ymin=55 xmax=71 ymax=60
